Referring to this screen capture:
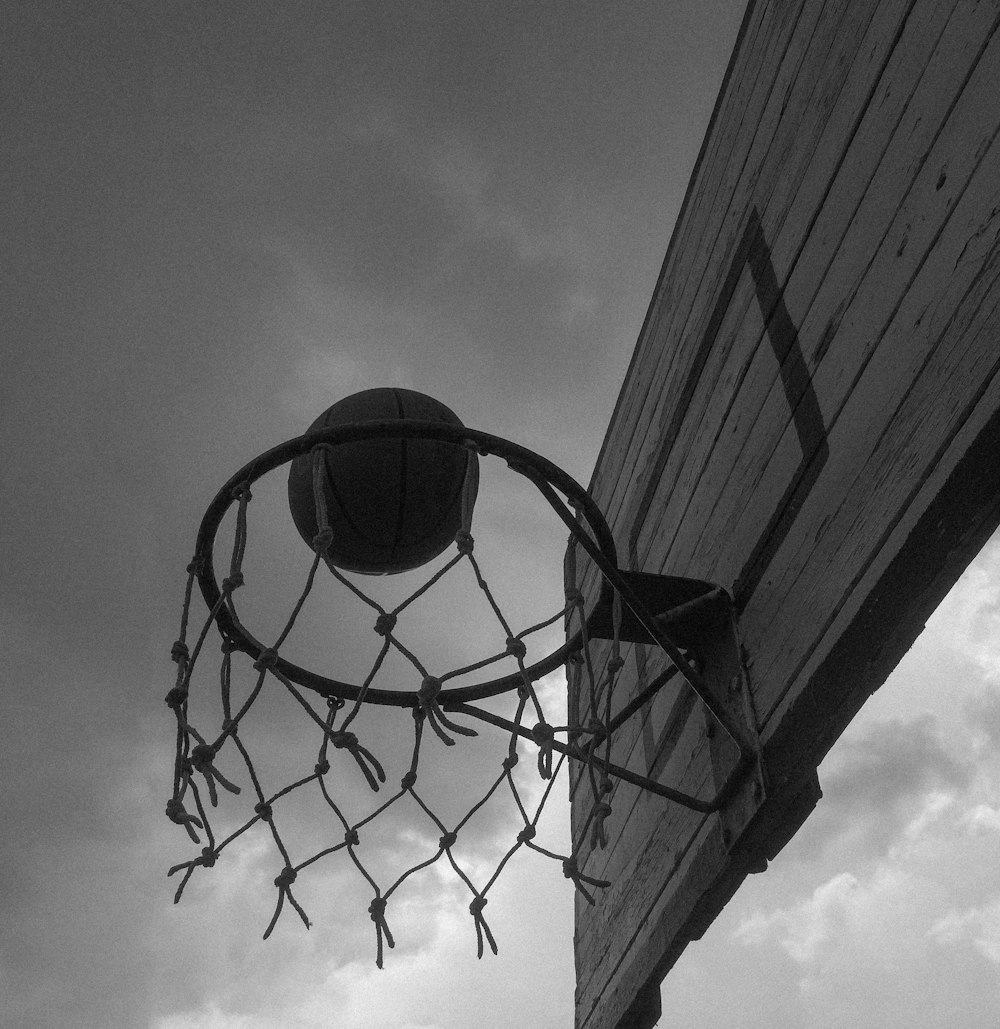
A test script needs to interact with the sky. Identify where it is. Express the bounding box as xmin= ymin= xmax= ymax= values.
xmin=3 ymin=3 xmax=999 ymax=1028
